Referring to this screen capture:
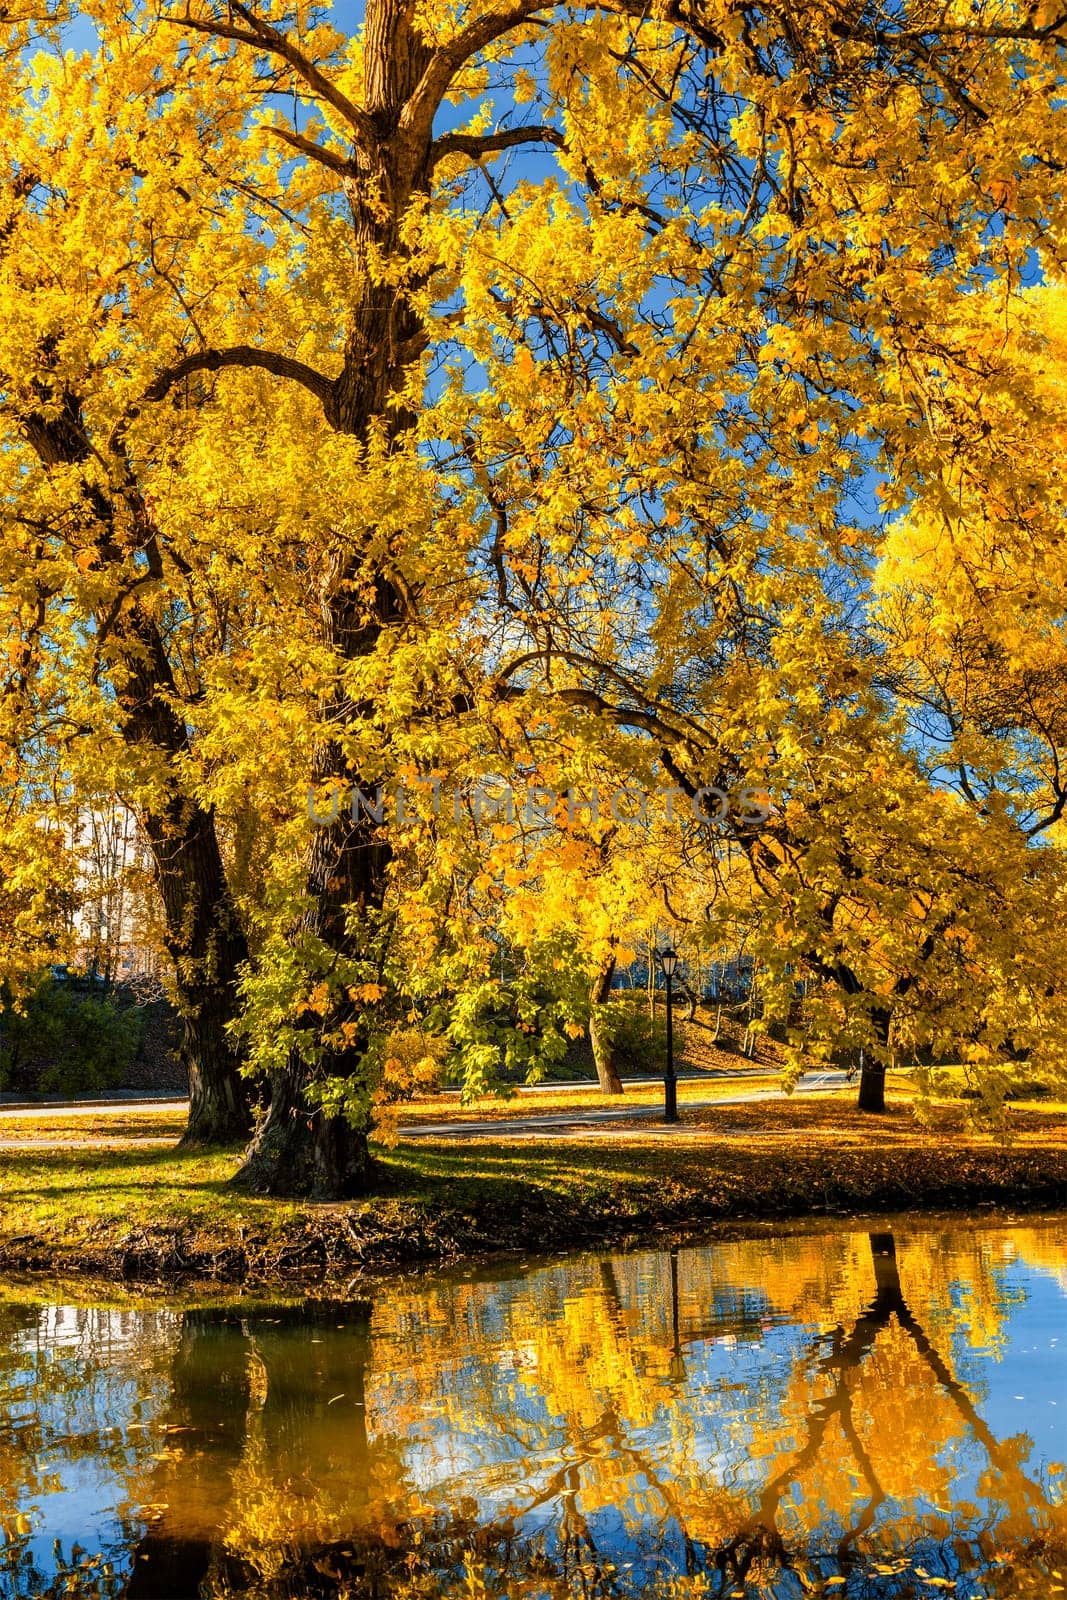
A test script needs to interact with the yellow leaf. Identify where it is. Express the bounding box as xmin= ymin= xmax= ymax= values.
xmin=307 ymin=981 xmax=331 ymax=1013
xmin=513 ymin=68 xmax=537 ymax=103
